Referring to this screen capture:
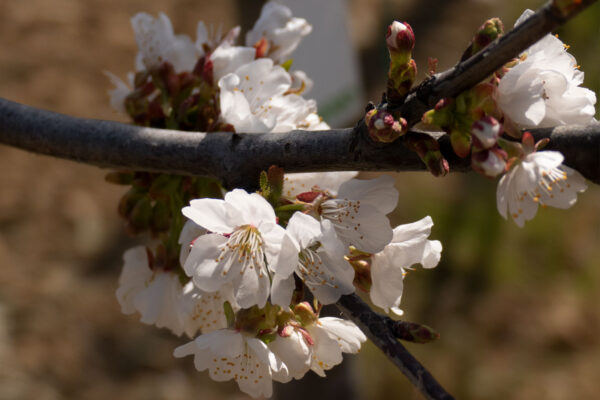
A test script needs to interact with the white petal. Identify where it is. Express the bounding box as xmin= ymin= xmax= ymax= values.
xmin=336 ymin=175 xmax=399 ymax=214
